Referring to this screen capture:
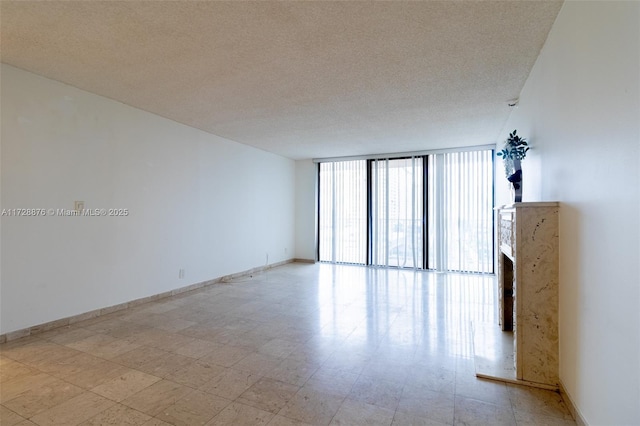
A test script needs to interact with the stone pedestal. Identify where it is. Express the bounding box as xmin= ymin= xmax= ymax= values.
xmin=497 ymin=202 xmax=559 ymax=387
